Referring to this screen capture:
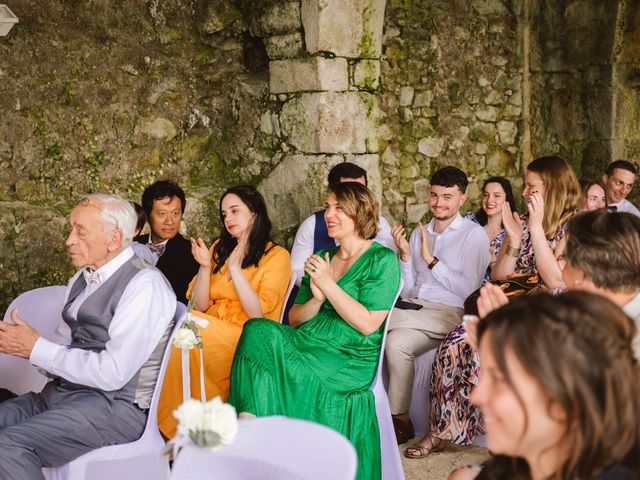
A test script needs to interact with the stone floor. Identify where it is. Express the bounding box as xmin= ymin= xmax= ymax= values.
xmin=400 ymin=438 xmax=490 ymax=480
